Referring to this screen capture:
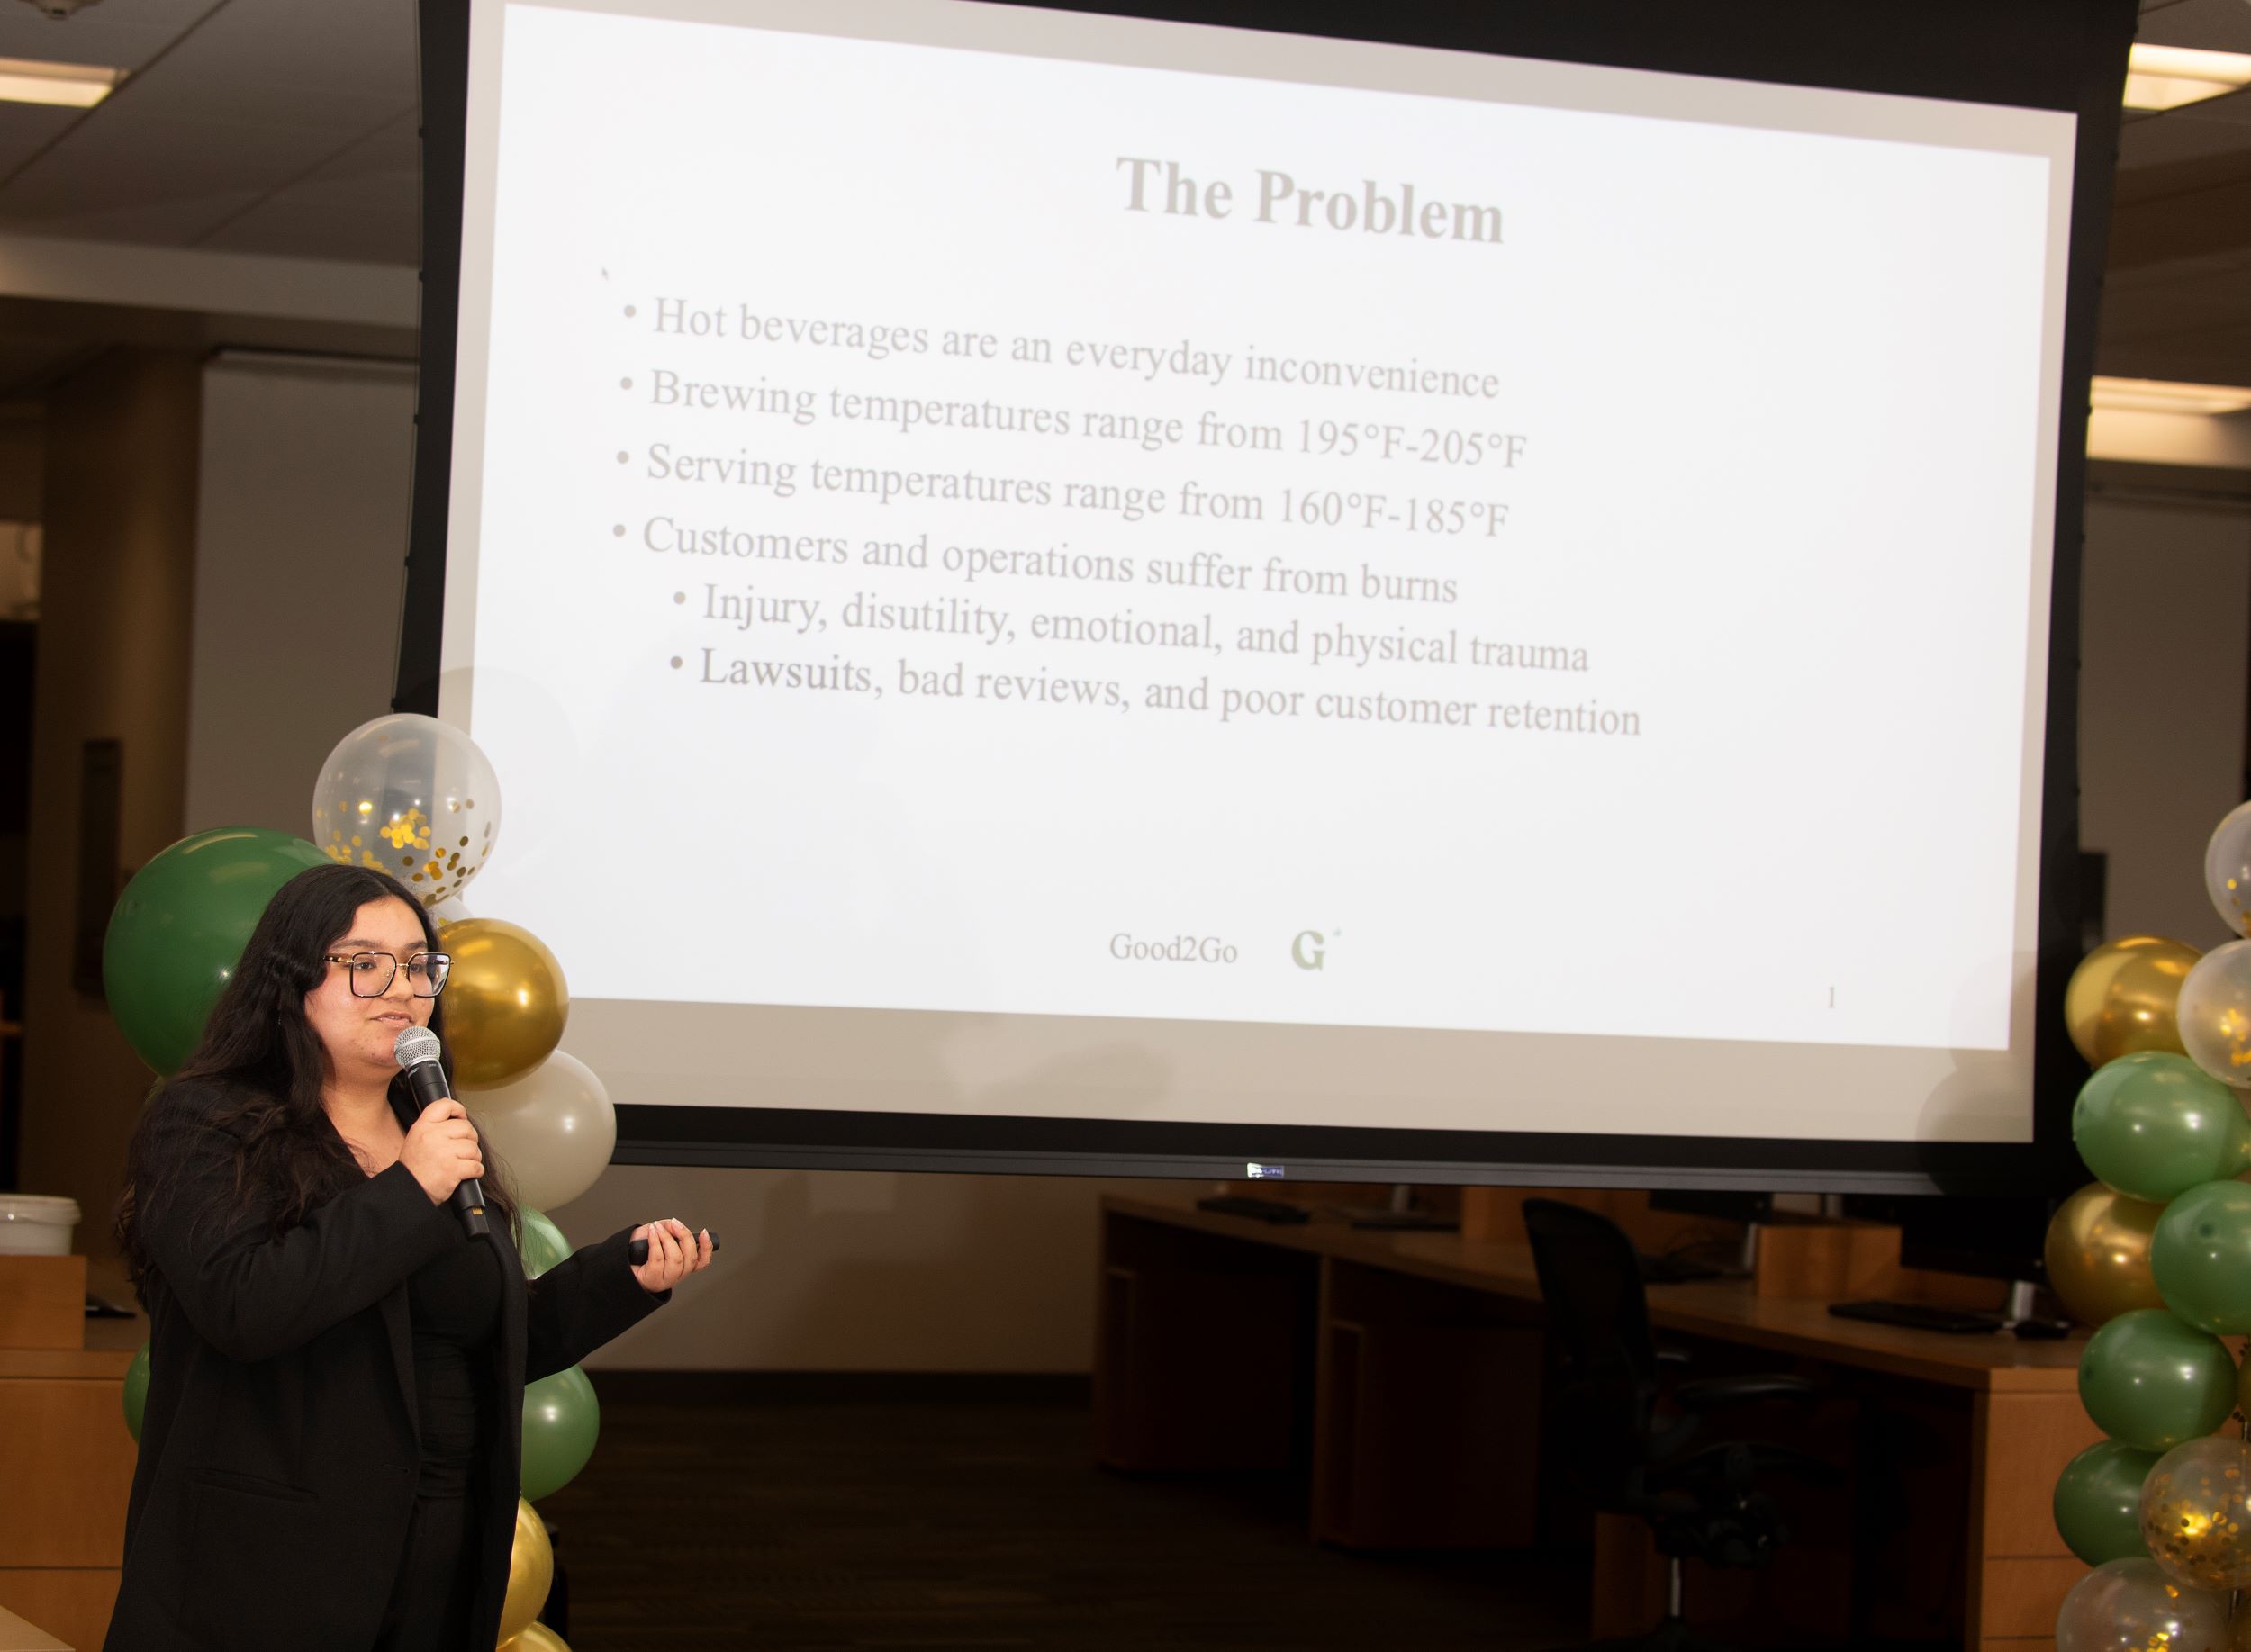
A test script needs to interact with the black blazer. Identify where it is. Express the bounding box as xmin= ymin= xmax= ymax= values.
xmin=106 ymin=1078 xmax=665 ymax=1651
